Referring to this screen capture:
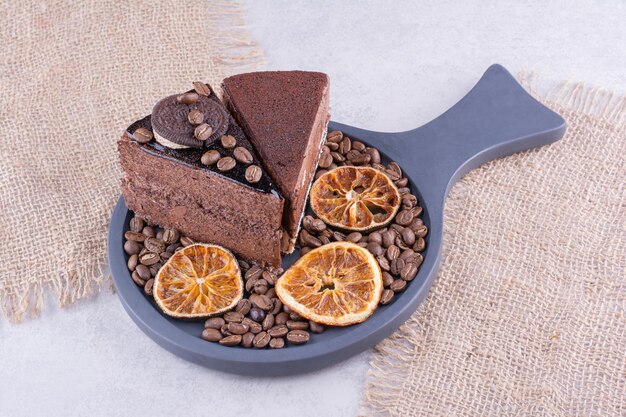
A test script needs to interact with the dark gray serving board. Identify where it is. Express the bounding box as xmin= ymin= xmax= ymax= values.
xmin=108 ymin=64 xmax=565 ymax=376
